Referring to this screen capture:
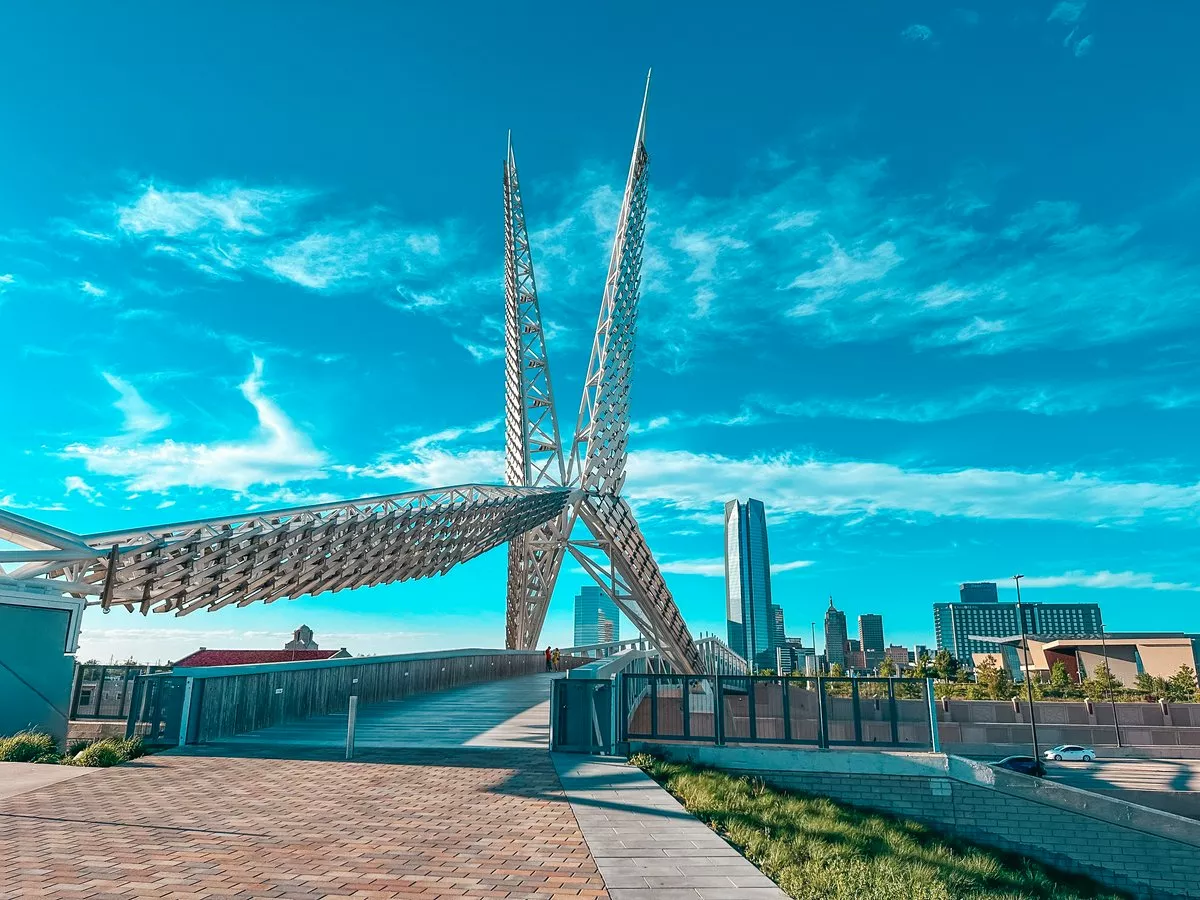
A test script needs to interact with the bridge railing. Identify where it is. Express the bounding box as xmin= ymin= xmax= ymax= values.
xmin=622 ymin=674 xmax=939 ymax=750
xmin=127 ymin=648 xmax=577 ymax=746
